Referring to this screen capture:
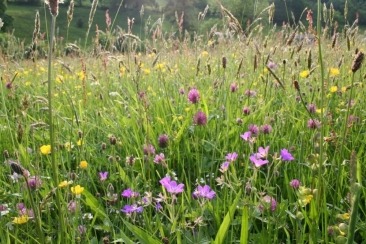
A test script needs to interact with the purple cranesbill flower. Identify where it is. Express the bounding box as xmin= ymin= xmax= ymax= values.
xmin=257 ymin=146 xmax=269 ymax=158
xmin=240 ymin=131 xmax=252 ymax=141
xmin=192 ymin=185 xmax=216 ymax=200
xmin=158 ymin=134 xmax=169 ymax=148
xmin=307 ymin=119 xmax=321 ymax=129
xmin=121 ymin=188 xmax=139 ymax=198
xmin=230 ymin=82 xmax=238 ymax=92
xmin=290 ymin=179 xmax=301 ymax=189
xmin=159 ymin=176 xmax=184 ymax=195
xmin=250 ymin=155 xmax=269 ymax=167
xmin=225 ymin=152 xmax=238 ymax=162
xmin=280 ymin=149 xmax=294 ymax=161
xmin=121 ymin=204 xmax=143 ymax=214
xmin=154 ymin=153 xmax=165 ymax=164
xmin=188 ymin=88 xmax=200 ymax=104
xmin=193 ymin=111 xmax=207 ymax=126
xmin=220 ymin=161 xmax=230 ymax=173
xmin=260 ymin=124 xmax=273 ymax=134
xmin=99 ymin=171 xmax=108 ymax=181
